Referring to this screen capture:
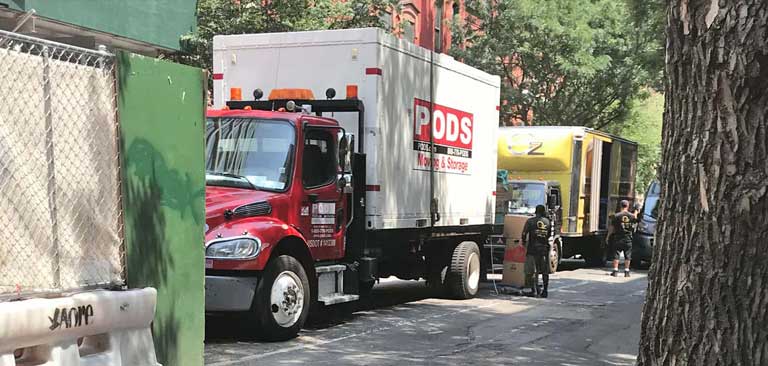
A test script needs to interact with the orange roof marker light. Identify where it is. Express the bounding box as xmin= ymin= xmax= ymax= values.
xmin=268 ymin=88 xmax=315 ymax=100
xmin=243 ymin=106 xmax=252 ymax=110
xmin=230 ymin=87 xmax=242 ymax=101
xmin=346 ymin=84 xmax=358 ymax=99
